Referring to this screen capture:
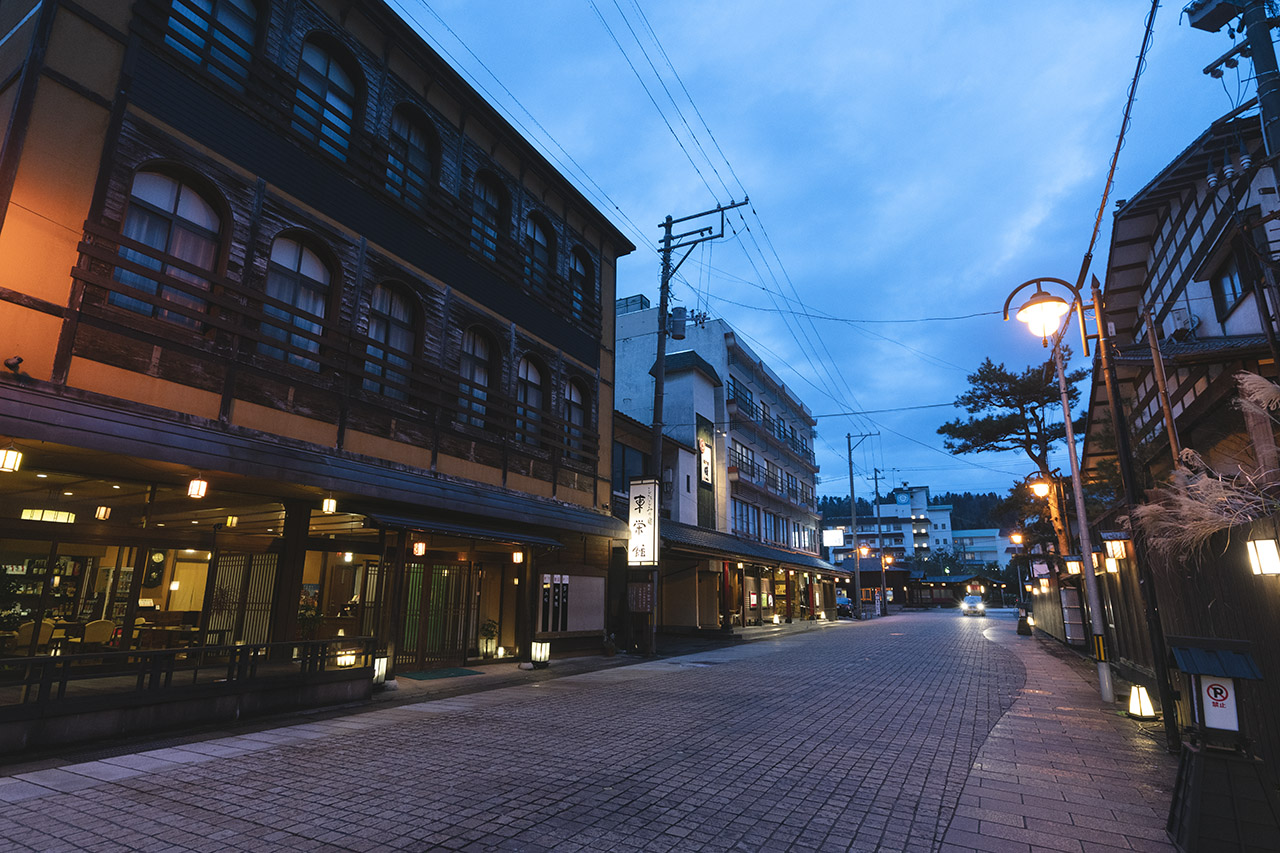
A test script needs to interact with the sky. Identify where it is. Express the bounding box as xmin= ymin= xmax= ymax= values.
xmin=390 ymin=0 xmax=1254 ymax=500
